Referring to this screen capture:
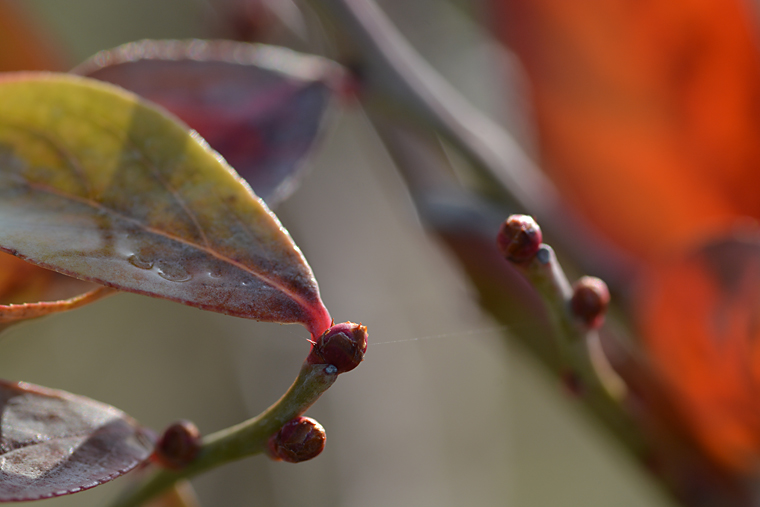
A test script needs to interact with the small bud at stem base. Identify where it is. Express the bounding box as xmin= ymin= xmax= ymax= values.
xmin=570 ymin=276 xmax=610 ymax=329
xmin=153 ymin=420 xmax=202 ymax=470
xmin=267 ymin=416 xmax=326 ymax=463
